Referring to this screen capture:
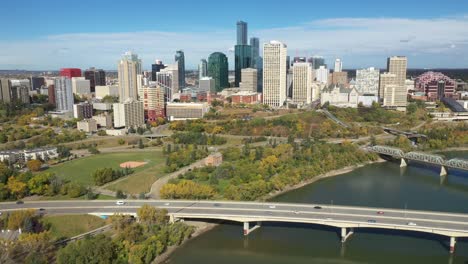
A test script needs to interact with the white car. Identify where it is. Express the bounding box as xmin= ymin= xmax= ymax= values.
xmin=407 ymin=222 xmax=417 ymax=226
xmin=269 ymin=205 xmax=276 ymax=209
xmin=116 ymin=200 xmax=125 ymax=206
xmin=164 ymin=202 xmax=170 ymax=206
